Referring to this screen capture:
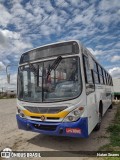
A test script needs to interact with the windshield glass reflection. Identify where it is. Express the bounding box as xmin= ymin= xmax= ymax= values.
xmin=18 ymin=57 xmax=82 ymax=102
